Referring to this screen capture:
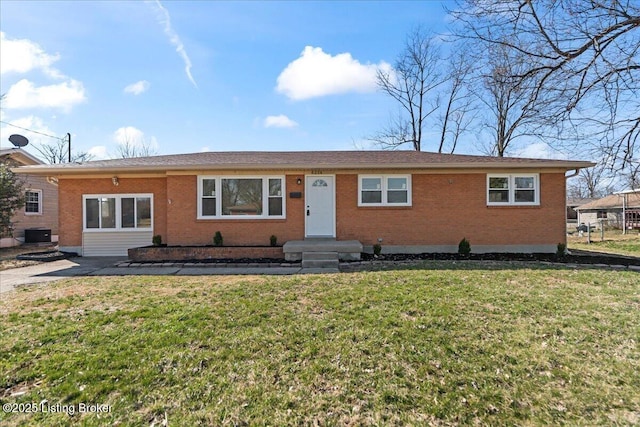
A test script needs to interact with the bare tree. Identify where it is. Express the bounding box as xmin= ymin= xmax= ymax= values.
xmin=33 ymin=137 xmax=92 ymax=164
xmin=567 ymin=162 xmax=617 ymax=199
xmin=621 ymin=160 xmax=640 ymax=189
xmin=372 ymin=27 xmax=444 ymax=151
xmin=436 ymin=50 xmax=476 ymax=154
xmin=471 ymin=42 xmax=546 ymax=157
xmin=115 ymin=132 xmax=157 ymax=158
xmin=450 ymin=0 xmax=640 ymax=168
